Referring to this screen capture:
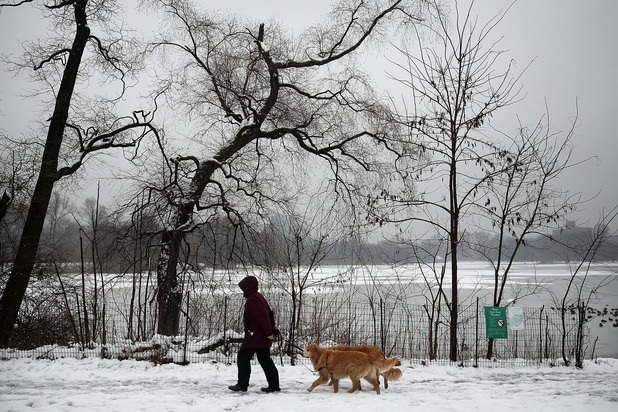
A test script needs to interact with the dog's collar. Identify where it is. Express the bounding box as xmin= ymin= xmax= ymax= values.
xmin=316 ymin=352 xmax=330 ymax=372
